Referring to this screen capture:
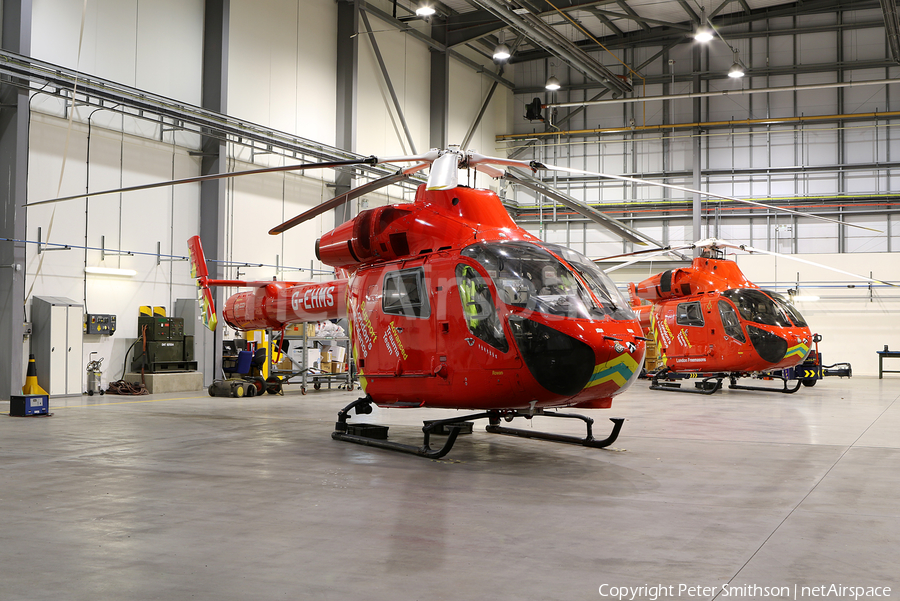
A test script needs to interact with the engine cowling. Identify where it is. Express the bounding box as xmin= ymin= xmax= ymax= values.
xmin=316 ymin=205 xmax=416 ymax=269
